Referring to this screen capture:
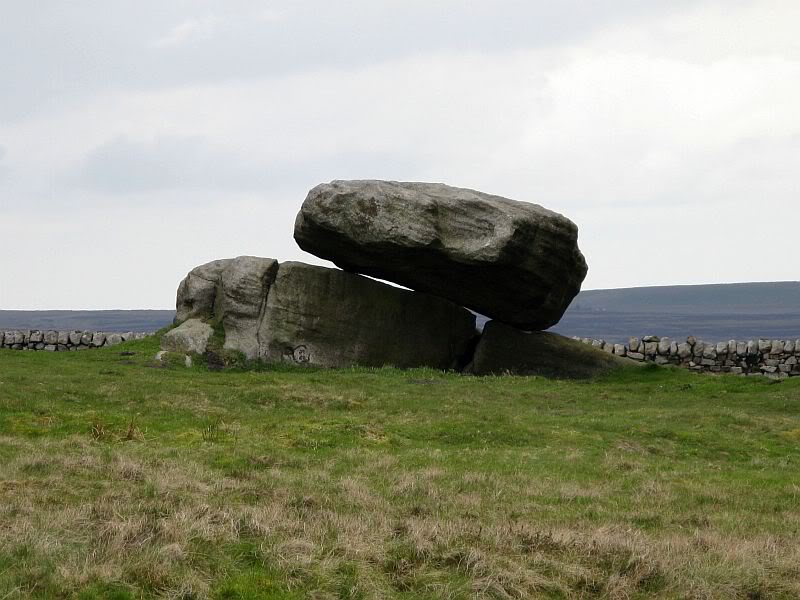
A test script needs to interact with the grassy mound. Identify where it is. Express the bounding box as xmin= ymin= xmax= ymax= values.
xmin=1 ymin=337 xmax=799 ymax=598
